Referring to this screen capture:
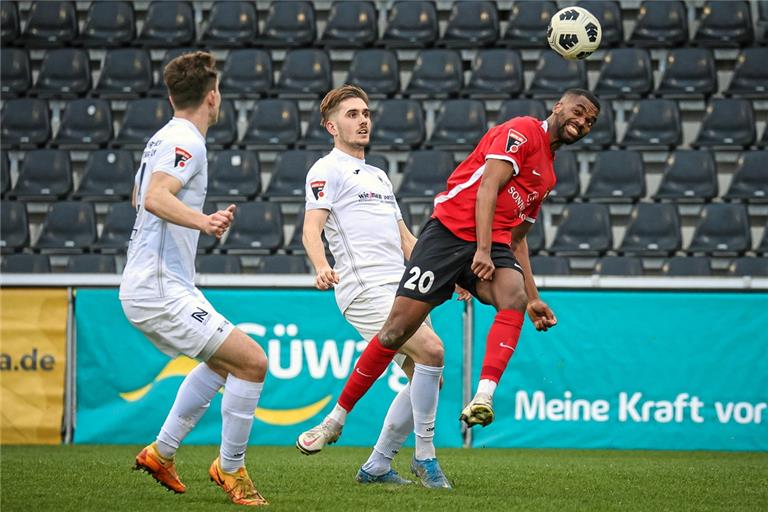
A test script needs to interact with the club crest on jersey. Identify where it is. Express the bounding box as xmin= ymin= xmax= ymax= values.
xmin=310 ymin=180 xmax=326 ymax=200
xmin=528 ymin=191 xmax=540 ymax=204
xmin=174 ymin=147 xmax=192 ymax=169
xmin=505 ymin=129 xmax=527 ymax=154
